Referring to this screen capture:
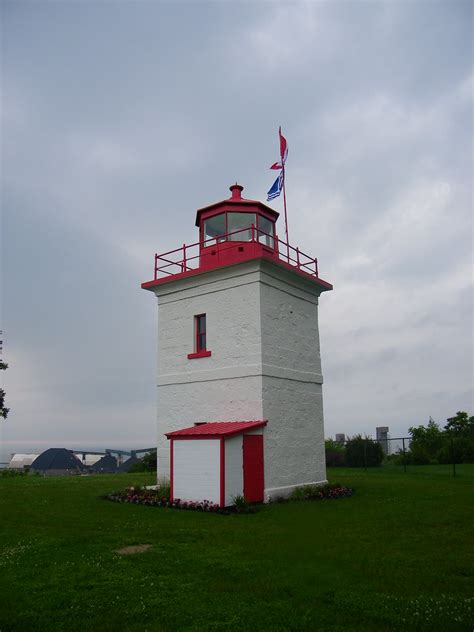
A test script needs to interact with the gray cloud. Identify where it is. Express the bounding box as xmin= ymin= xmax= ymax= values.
xmin=1 ymin=1 xmax=472 ymax=459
